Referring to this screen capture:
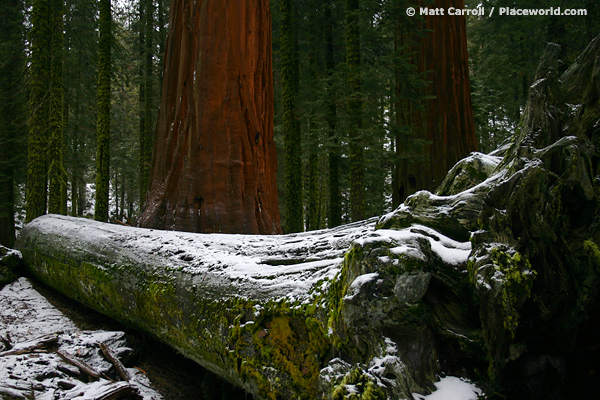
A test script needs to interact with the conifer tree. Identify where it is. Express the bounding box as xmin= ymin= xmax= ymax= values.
xmin=48 ymin=0 xmax=67 ymax=215
xmin=139 ymin=0 xmax=154 ymax=206
xmin=345 ymin=0 xmax=365 ymax=221
xmin=94 ymin=0 xmax=112 ymax=222
xmin=0 ymin=0 xmax=25 ymax=246
xmin=280 ymin=0 xmax=304 ymax=232
xmin=324 ymin=0 xmax=342 ymax=228
xmin=26 ymin=0 xmax=52 ymax=223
